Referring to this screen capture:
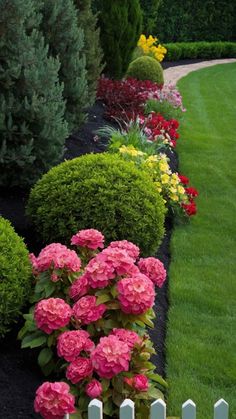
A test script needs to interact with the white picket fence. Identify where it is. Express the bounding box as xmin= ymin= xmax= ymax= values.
xmin=64 ymin=398 xmax=229 ymax=419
